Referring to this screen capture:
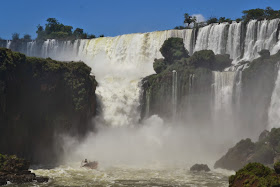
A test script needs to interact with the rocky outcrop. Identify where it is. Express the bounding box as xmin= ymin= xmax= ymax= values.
xmin=190 ymin=164 xmax=210 ymax=172
xmin=215 ymin=128 xmax=280 ymax=171
xmin=0 ymin=154 xmax=48 ymax=186
xmin=229 ymin=162 xmax=280 ymax=187
xmin=0 ymin=48 xmax=97 ymax=165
